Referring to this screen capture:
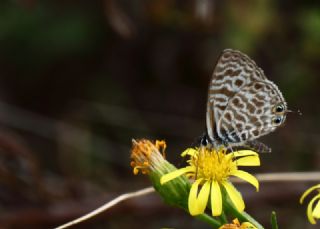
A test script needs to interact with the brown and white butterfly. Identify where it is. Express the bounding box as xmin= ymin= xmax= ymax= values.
xmin=203 ymin=49 xmax=287 ymax=152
